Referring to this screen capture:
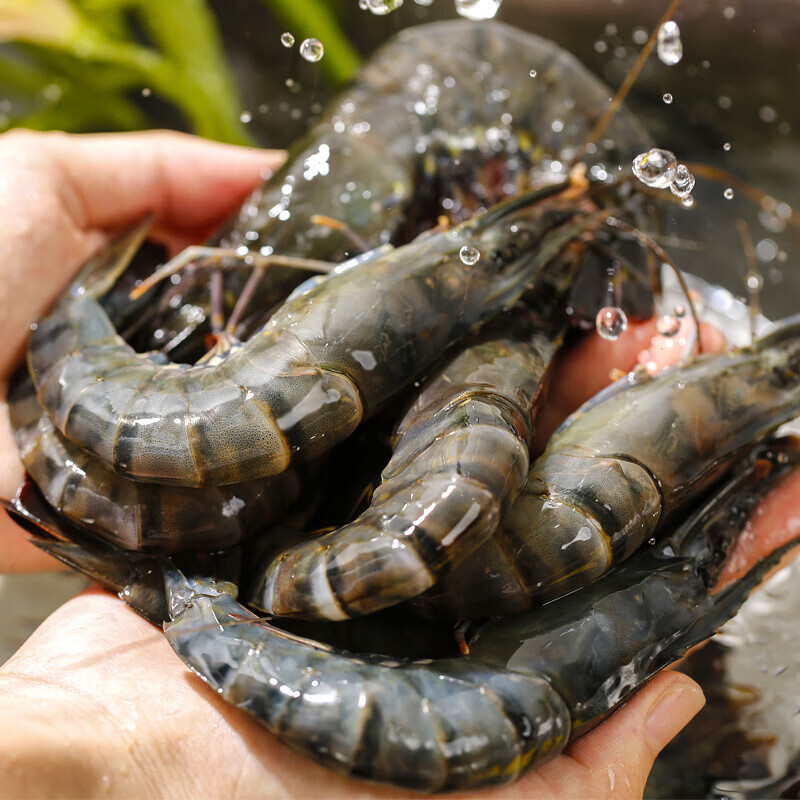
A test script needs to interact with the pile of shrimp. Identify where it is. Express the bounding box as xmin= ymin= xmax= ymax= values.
xmin=7 ymin=18 xmax=800 ymax=794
